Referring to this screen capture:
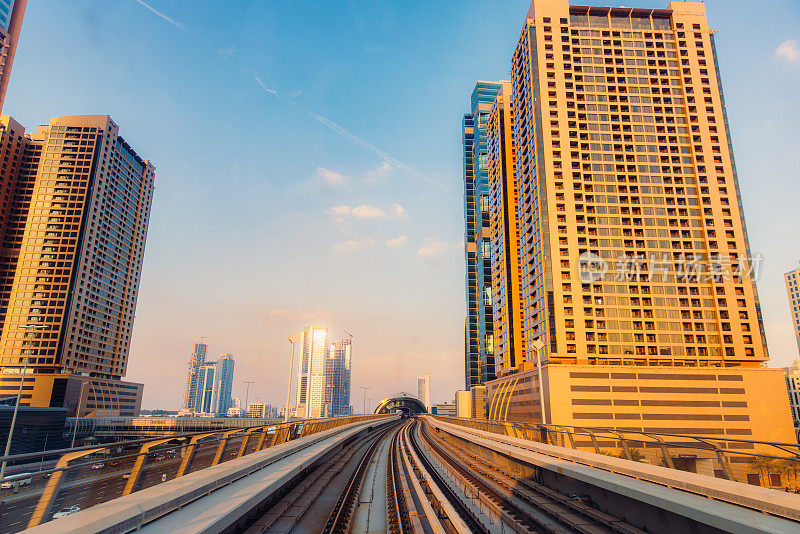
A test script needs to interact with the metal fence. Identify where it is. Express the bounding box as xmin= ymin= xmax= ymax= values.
xmin=433 ymin=415 xmax=800 ymax=492
xmin=0 ymin=414 xmax=388 ymax=533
